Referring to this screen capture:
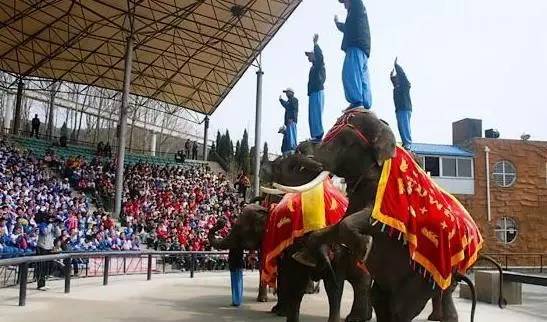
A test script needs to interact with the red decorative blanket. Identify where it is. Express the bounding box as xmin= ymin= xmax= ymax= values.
xmin=372 ymin=147 xmax=483 ymax=289
xmin=261 ymin=179 xmax=347 ymax=287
